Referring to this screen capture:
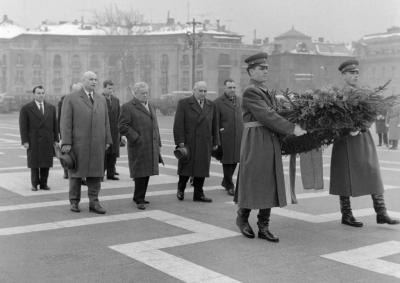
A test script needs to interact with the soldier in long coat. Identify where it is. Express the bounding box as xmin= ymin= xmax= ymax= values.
xmin=214 ymin=79 xmax=243 ymax=196
xmin=173 ymin=81 xmax=218 ymax=202
xmin=235 ymin=53 xmax=306 ymax=243
xmin=102 ymin=80 xmax=121 ymax=180
xmin=386 ymin=104 xmax=400 ymax=149
xmin=61 ymin=71 xmax=112 ymax=214
xmin=119 ymin=82 xmax=161 ymax=210
xmin=19 ymin=85 xmax=58 ymax=191
xmin=375 ymin=110 xmax=388 ymax=147
xmin=330 ymin=60 xmax=399 ymax=227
